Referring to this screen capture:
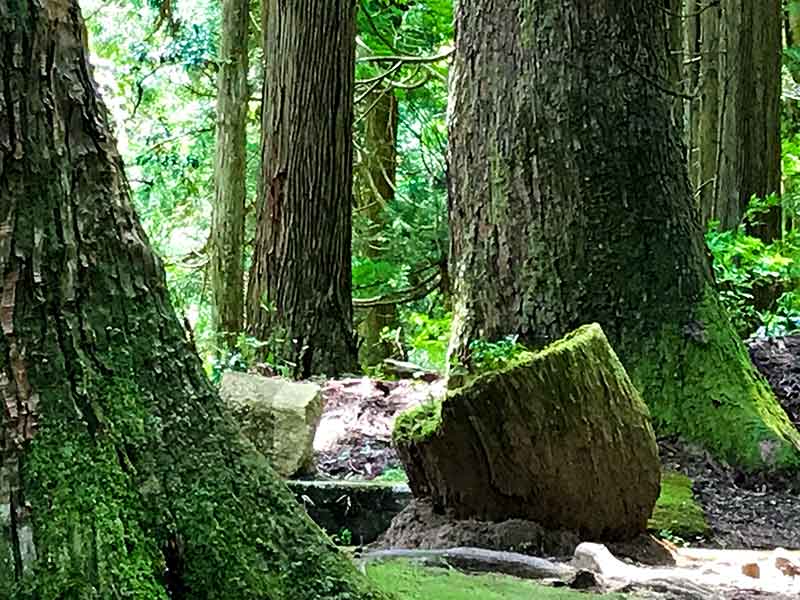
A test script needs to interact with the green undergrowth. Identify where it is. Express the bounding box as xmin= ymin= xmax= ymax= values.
xmin=632 ymin=286 xmax=800 ymax=469
xmin=367 ymin=562 xmax=627 ymax=599
xmin=648 ymin=472 xmax=709 ymax=541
